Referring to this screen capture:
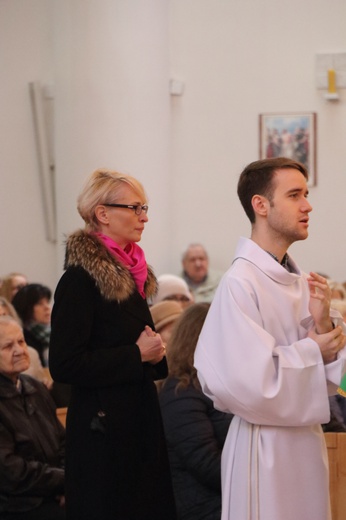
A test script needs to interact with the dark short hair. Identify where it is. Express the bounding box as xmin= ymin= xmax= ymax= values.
xmin=237 ymin=157 xmax=308 ymax=223
xmin=12 ymin=283 xmax=51 ymax=324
